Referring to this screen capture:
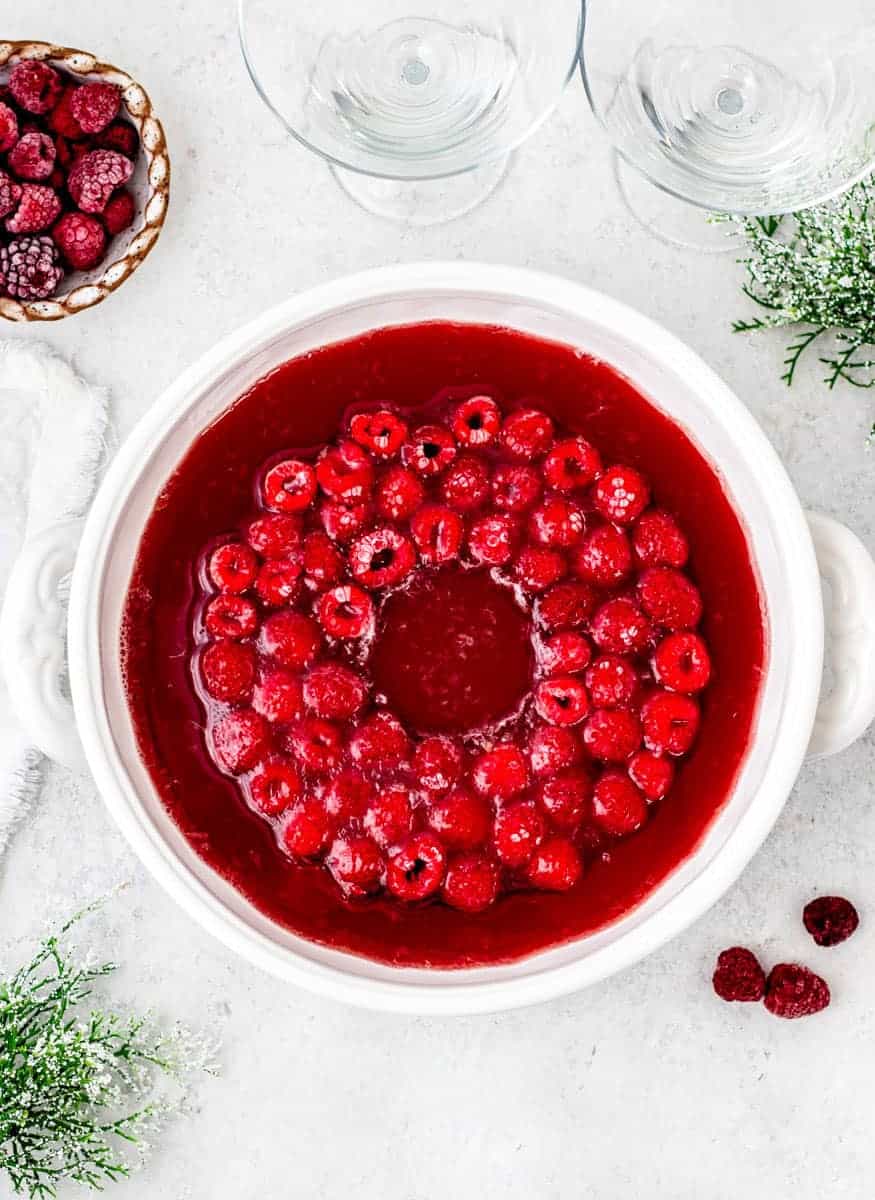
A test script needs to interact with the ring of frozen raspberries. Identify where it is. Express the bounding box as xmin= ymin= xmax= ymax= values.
xmin=0 ymin=61 xmax=139 ymax=301
xmin=193 ymin=394 xmax=712 ymax=913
